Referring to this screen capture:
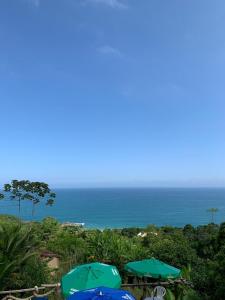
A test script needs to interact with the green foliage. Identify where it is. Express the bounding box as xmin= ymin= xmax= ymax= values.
xmin=145 ymin=224 xmax=158 ymax=233
xmin=0 ymin=217 xmax=52 ymax=291
xmin=191 ymin=259 xmax=214 ymax=299
xmin=181 ymin=264 xmax=192 ymax=281
xmin=41 ymin=217 xmax=61 ymax=239
xmin=182 ymin=291 xmax=202 ymax=300
xmin=12 ymin=256 xmax=51 ymax=289
xmin=3 ymin=180 xmax=56 ymax=216
xmin=165 ymin=289 xmax=175 ymax=300
xmin=217 ymin=222 xmax=225 ymax=249
xmin=0 ymin=214 xmax=22 ymax=224
xmin=0 ymin=213 xmax=224 ymax=299
xmin=165 ymin=286 xmax=201 ymax=300
xmin=209 ymin=245 xmax=225 ymax=298
xmin=0 ymin=223 xmax=37 ymax=289
xmin=86 ymin=230 xmax=148 ymax=271
xmin=121 ymin=227 xmax=141 ymax=238
xmin=48 ymin=230 xmax=87 ymax=262
xmin=143 ymin=231 xmax=197 ymax=268
xmin=184 ymin=224 xmax=219 ymax=259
